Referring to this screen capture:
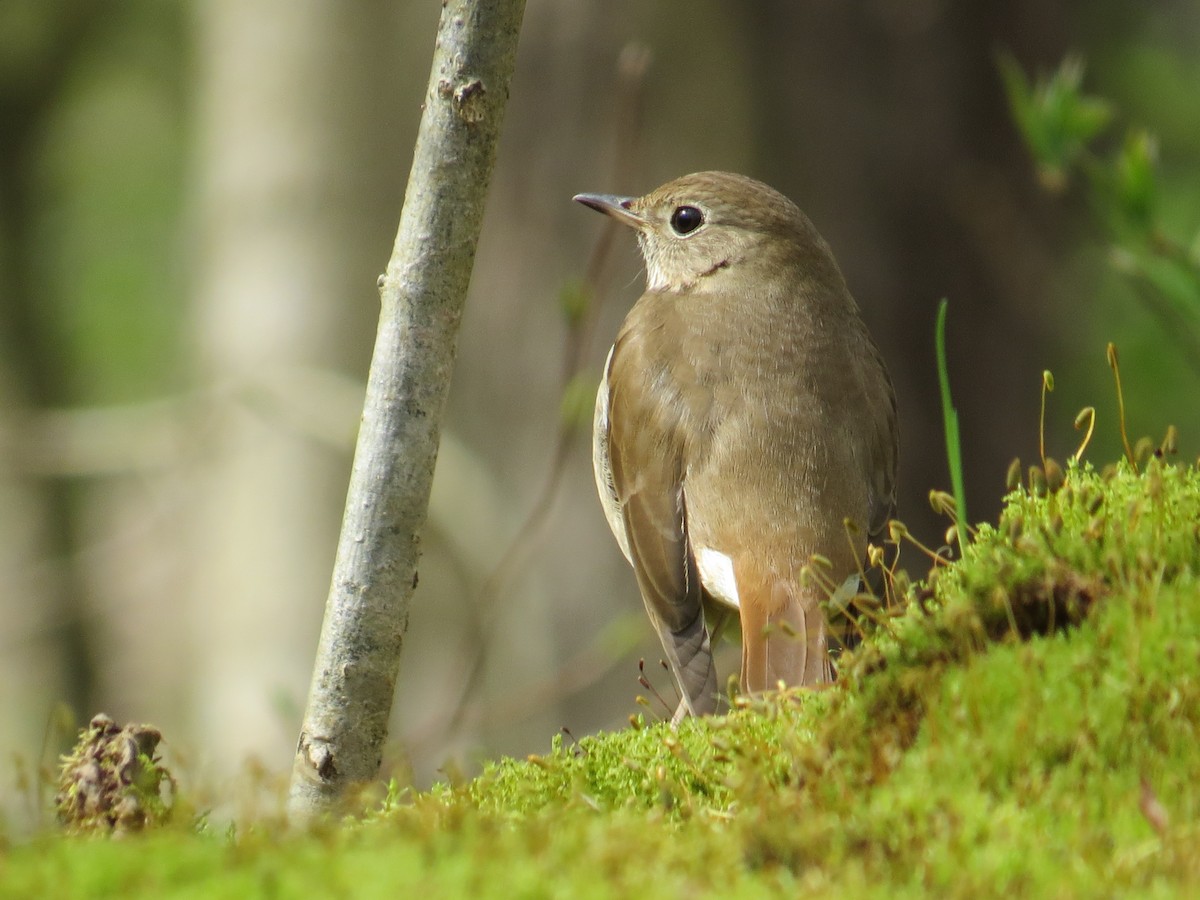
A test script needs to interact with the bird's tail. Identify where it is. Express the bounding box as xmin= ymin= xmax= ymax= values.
xmin=739 ymin=579 xmax=833 ymax=691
